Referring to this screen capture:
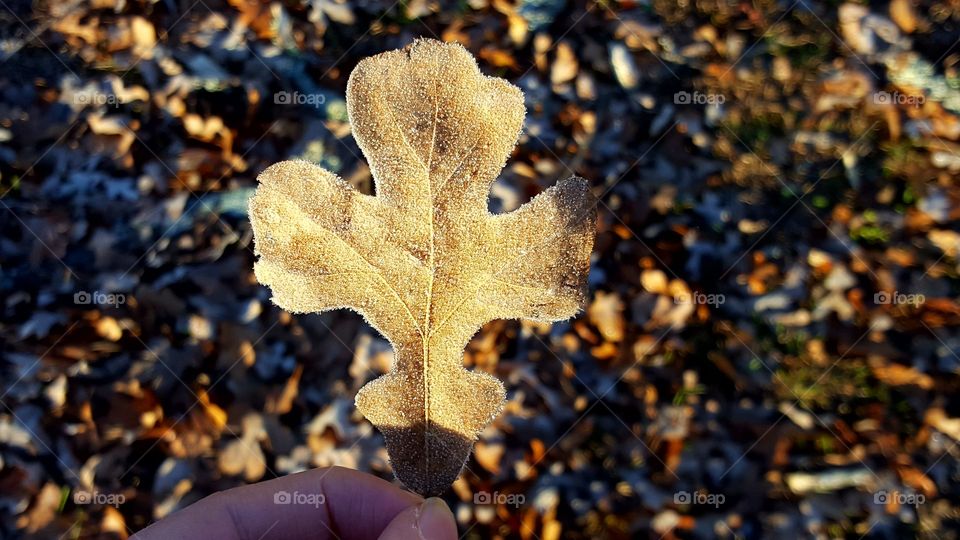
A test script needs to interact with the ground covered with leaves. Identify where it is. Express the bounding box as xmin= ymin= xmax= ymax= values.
xmin=2 ymin=0 xmax=960 ymax=538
